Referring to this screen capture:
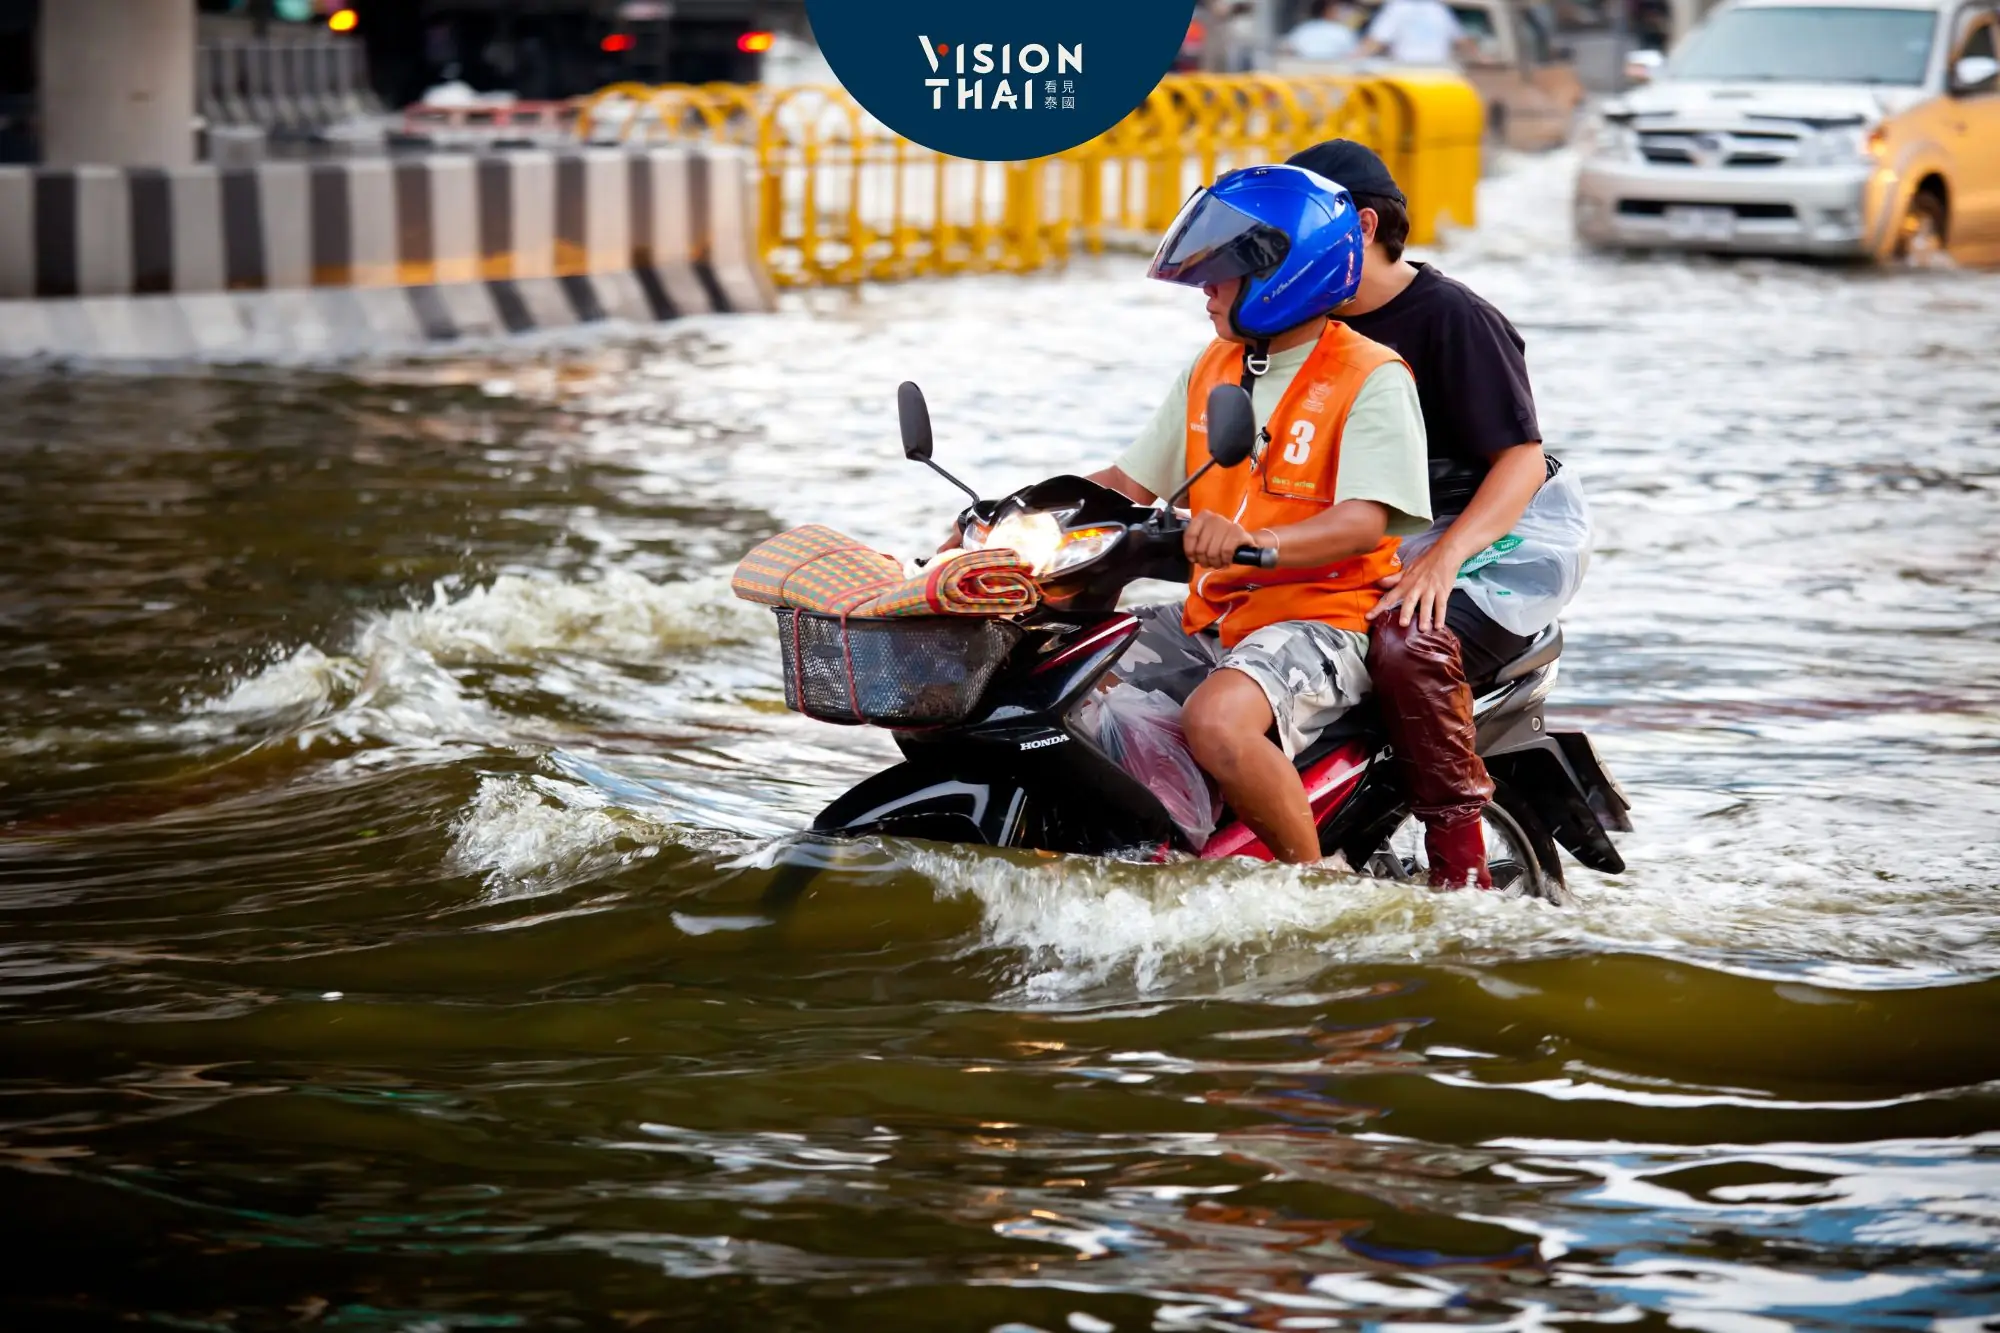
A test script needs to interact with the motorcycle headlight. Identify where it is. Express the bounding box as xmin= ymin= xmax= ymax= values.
xmin=1793 ymin=124 xmax=1878 ymax=168
xmin=970 ymin=512 xmax=1122 ymax=578
xmin=1040 ymin=525 xmax=1124 ymax=578
xmin=1584 ymin=113 xmax=1637 ymax=162
xmin=975 ymin=511 xmax=1066 ymax=574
